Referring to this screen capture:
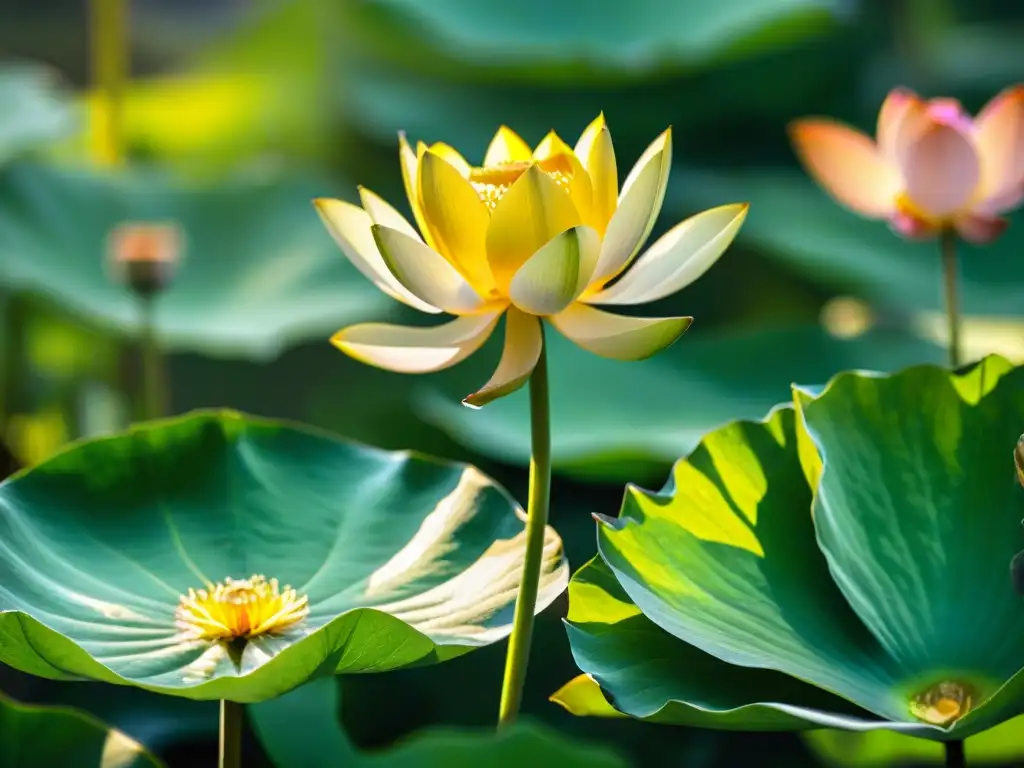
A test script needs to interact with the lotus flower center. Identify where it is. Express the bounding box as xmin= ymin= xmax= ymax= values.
xmin=469 ymin=156 xmax=574 ymax=212
xmin=175 ymin=574 xmax=309 ymax=643
xmin=909 ymin=681 xmax=974 ymax=725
